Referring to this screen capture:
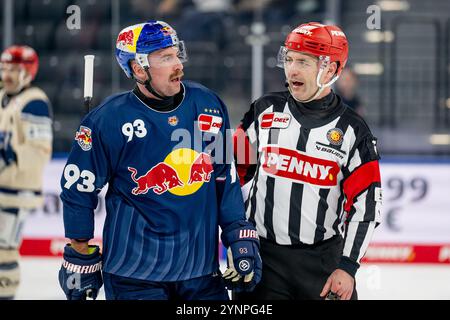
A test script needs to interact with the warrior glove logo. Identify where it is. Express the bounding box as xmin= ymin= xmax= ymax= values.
xmin=238 ymin=260 xmax=251 ymax=272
